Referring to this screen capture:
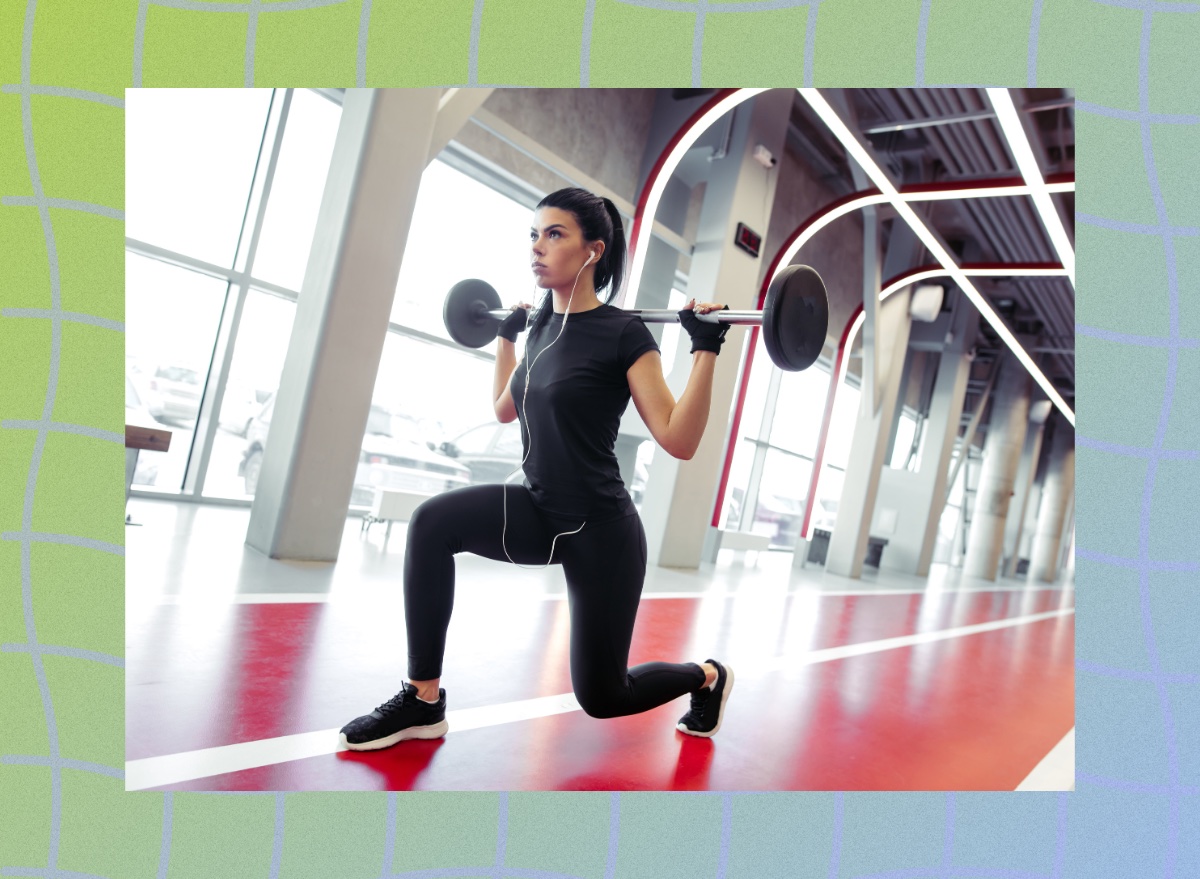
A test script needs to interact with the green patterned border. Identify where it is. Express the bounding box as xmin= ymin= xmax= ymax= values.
xmin=2 ymin=0 xmax=1198 ymax=876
